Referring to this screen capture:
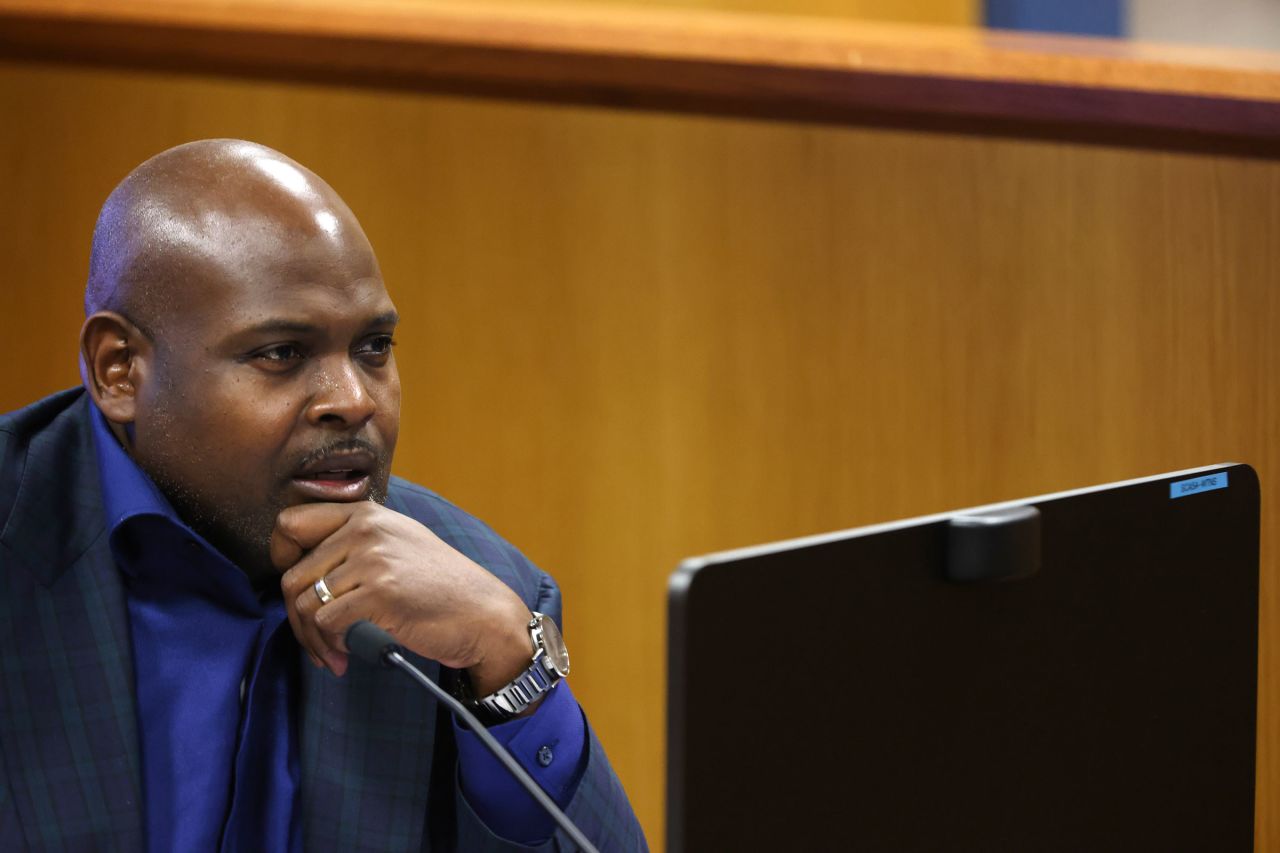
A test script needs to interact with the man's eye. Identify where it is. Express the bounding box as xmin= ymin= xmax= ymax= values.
xmin=358 ymin=335 xmax=396 ymax=358
xmin=254 ymin=344 xmax=304 ymax=363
